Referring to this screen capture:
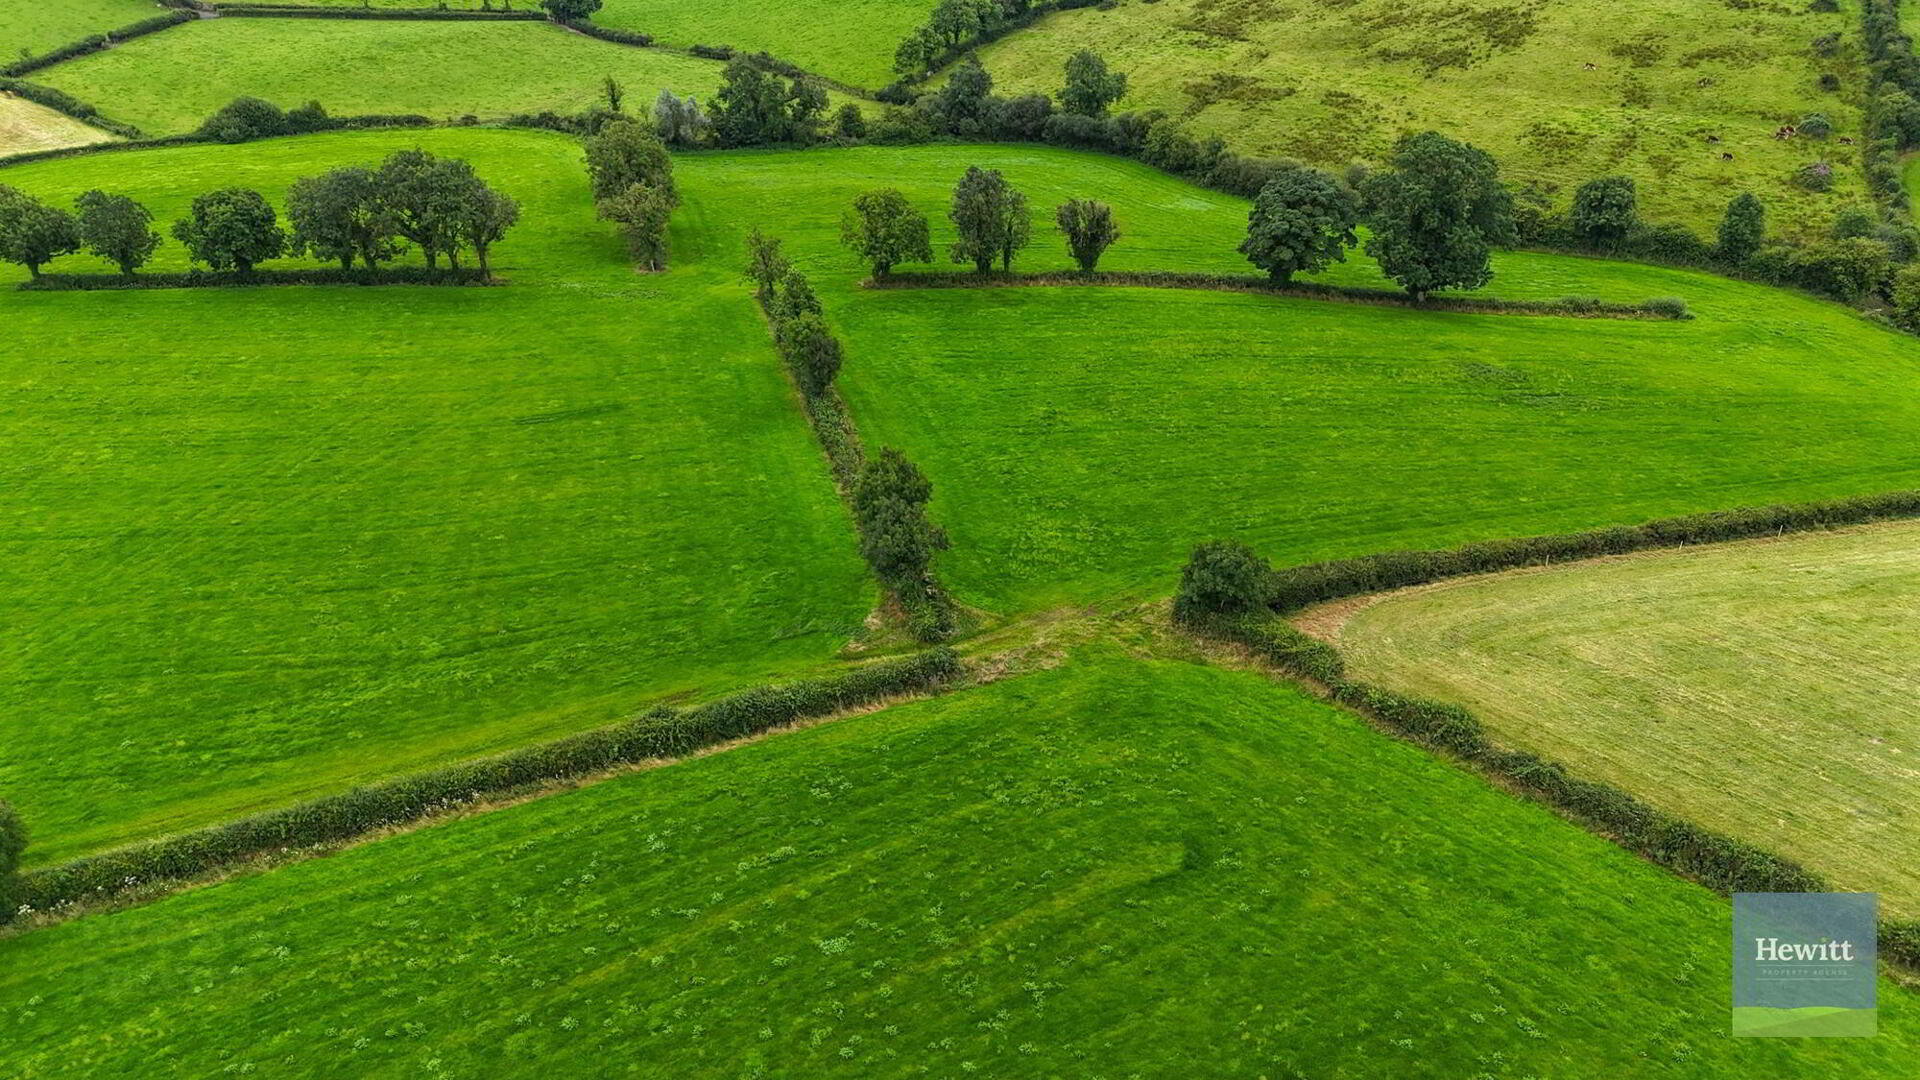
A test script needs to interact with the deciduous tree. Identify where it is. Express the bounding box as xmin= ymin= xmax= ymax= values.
xmin=1570 ymin=176 xmax=1637 ymax=251
xmin=1238 ymin=166 xmax=1357 ymax=282
xmin=583 ymin=118 xmax=675 ymax=202
xmin=172 ymin=188 xmax=284 ymax=274
xmin=852 ymin=447 xmax=947 ymax=586
xmin=0 ymin=185 xmax=80 ymax=279
xmin=777 ymin=312 xmax=843 ymax=395
xmin=74 ymin=190 xmax=161 ymax=276
xmin=288 ymin=166 xmax=399 ymax=270
xmin=712 ymin=57 xmax=790 ymax=147
xmin=948 ymin=166 xmax=1028 ymax=273
xmin=1362 ymin=131 xmax=1514 ymax=300
xmin=0 ymin=800 xmax=24 ymax=918
xmin=840 ymin=189 xmax=931 ymax=278
xmin=1716 ymin=192 xmax=1766 ymax=263
xmin=598 ymin=182 xmax=673 ymax=270
xmin=1055 ymin=198 xmax=1119 ymax=273
xmin=376 ymin=150 xmax=476 ymax=269
xmin=1061 ymin=50 xmax=1126 ymax=117
xmin=540 ymin=0 xmax=601 ymax=20
xmin=744 ymin=229 xmax=791 ymax=301
xmin=458 ymin=181 xmax=520 ymax=279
